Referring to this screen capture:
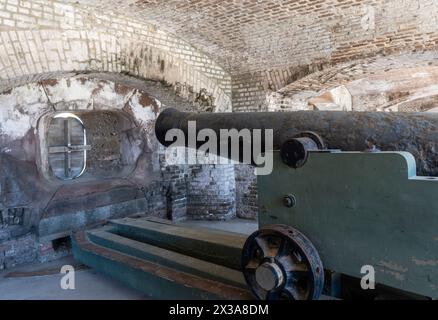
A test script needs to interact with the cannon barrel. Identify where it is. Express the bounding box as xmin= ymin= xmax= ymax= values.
xmin=155 ymin=108 xmax=438 ymax=176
